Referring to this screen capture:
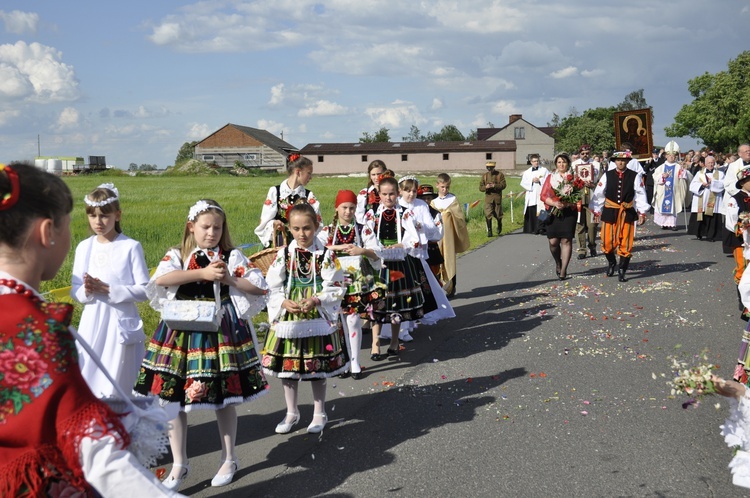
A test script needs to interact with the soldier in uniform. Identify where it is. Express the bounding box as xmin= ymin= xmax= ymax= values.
xmin=571 ymin=144 xmax=600 ymax=258
xmin=480 ymin=161 xmax=506 ymax=236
